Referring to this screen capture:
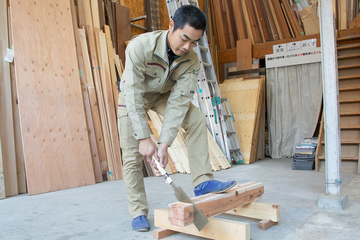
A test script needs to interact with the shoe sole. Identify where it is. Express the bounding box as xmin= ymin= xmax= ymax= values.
xmin=134 ymin=228 xmax=150 ymax=232
xmin=212 ymin=181 xmax=237 ymax=194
